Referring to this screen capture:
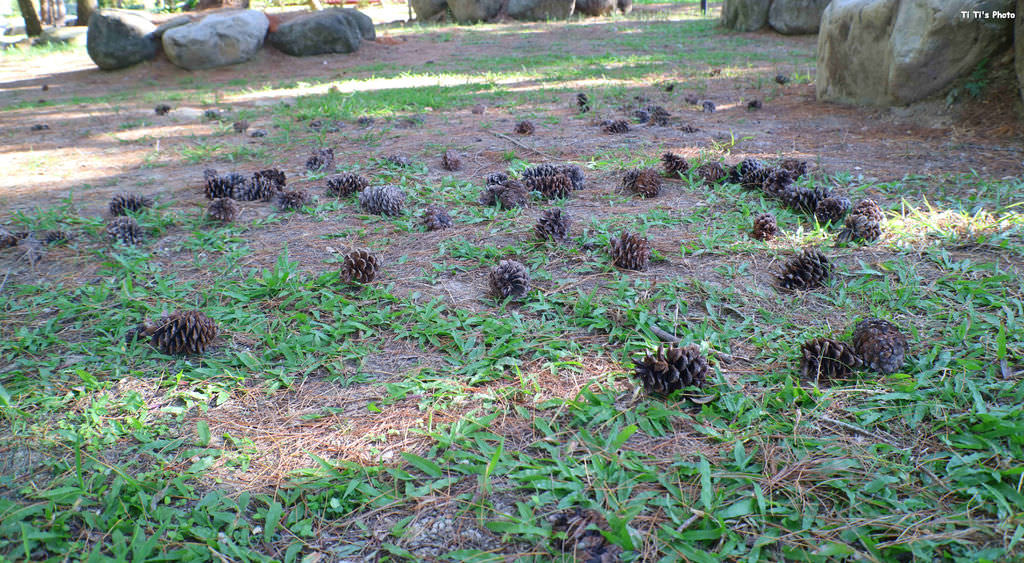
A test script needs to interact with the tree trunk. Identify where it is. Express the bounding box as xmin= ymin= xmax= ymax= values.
xmin=76 ymin=0 xmax=96 ymax=26
xmin=17 ymin=0 xmax=44 ymax=36
xmin=39 ymin=0 xmax=50 ymax=26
